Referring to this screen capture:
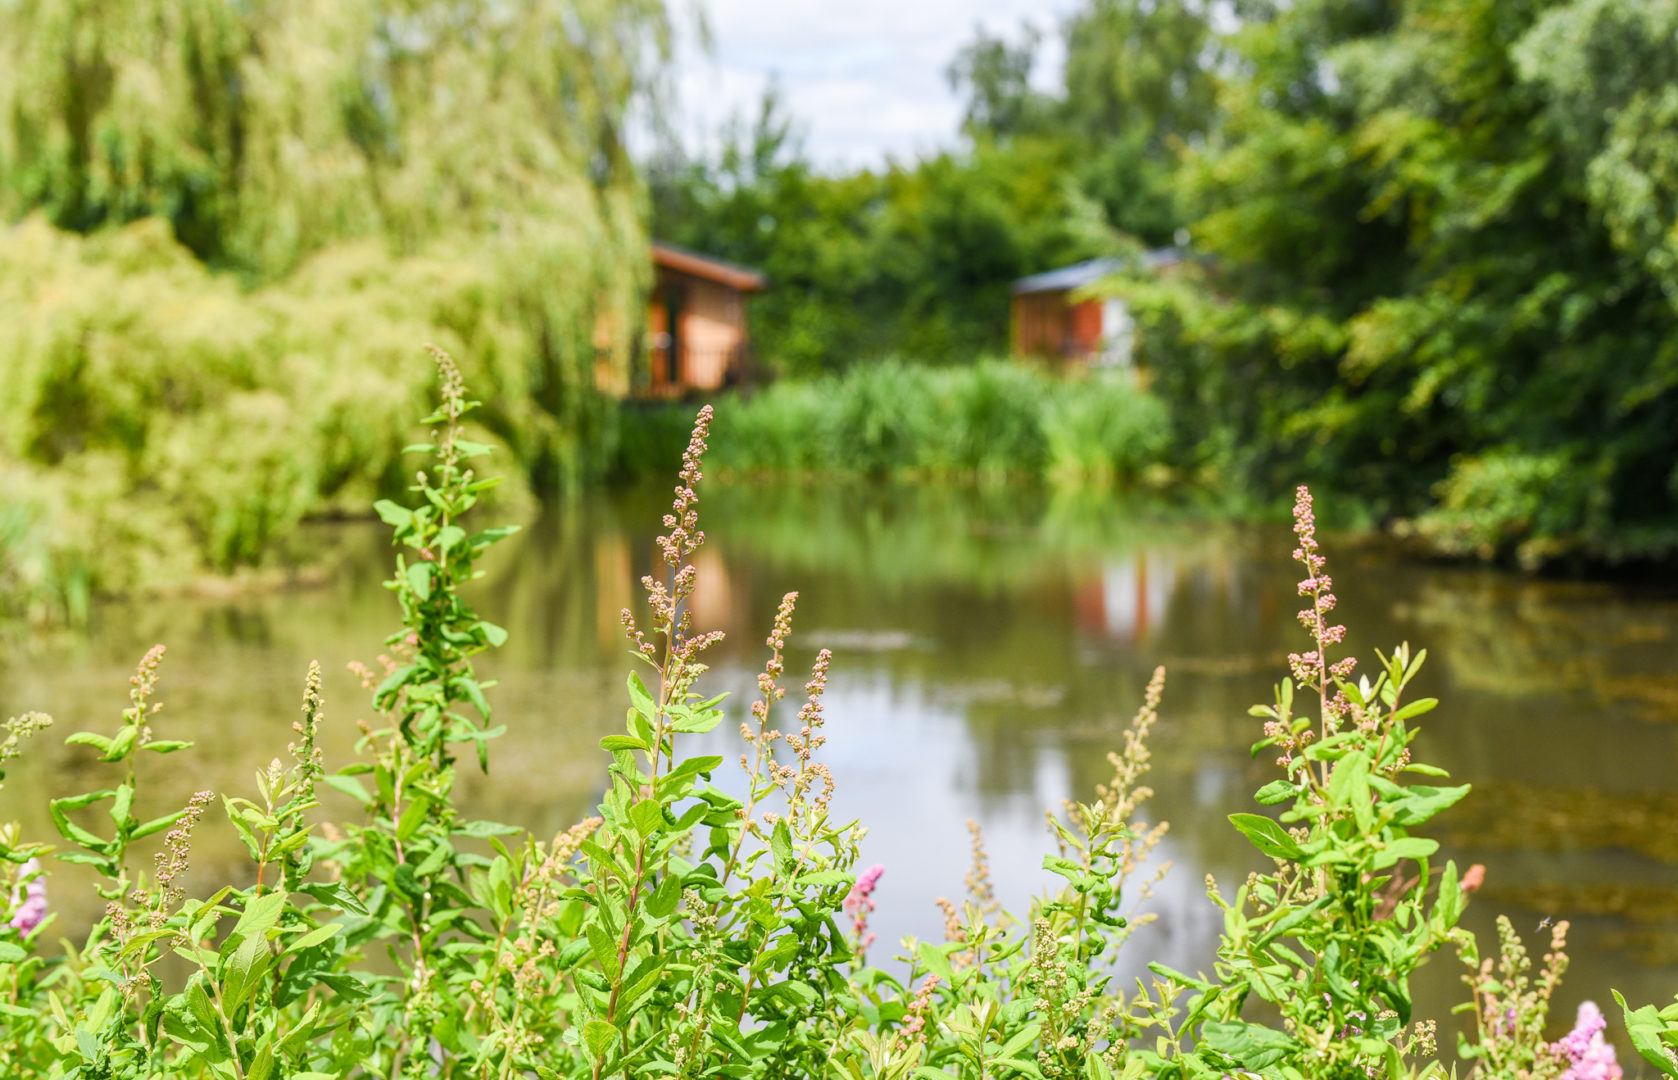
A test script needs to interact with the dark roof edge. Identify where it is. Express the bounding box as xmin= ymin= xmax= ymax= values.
xmin=652 ymin=241 xmax=767 ymax=291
